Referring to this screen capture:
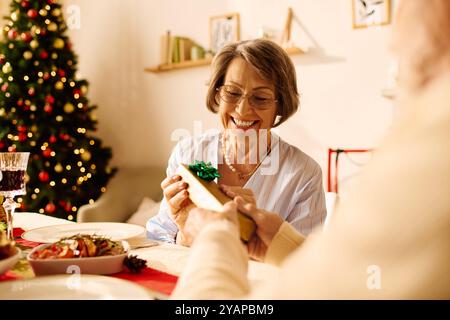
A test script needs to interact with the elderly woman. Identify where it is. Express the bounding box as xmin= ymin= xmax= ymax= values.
xmin=146 ymin=39 xmax=327 ymax=248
